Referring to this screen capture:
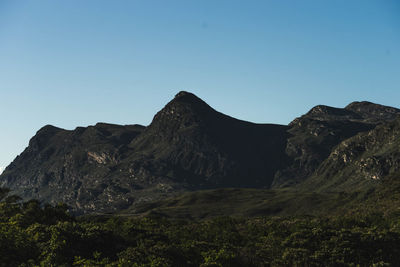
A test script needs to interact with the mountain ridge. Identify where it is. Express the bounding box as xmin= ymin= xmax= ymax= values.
xmin=1 ymin=91 xmax=400 ymax=215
